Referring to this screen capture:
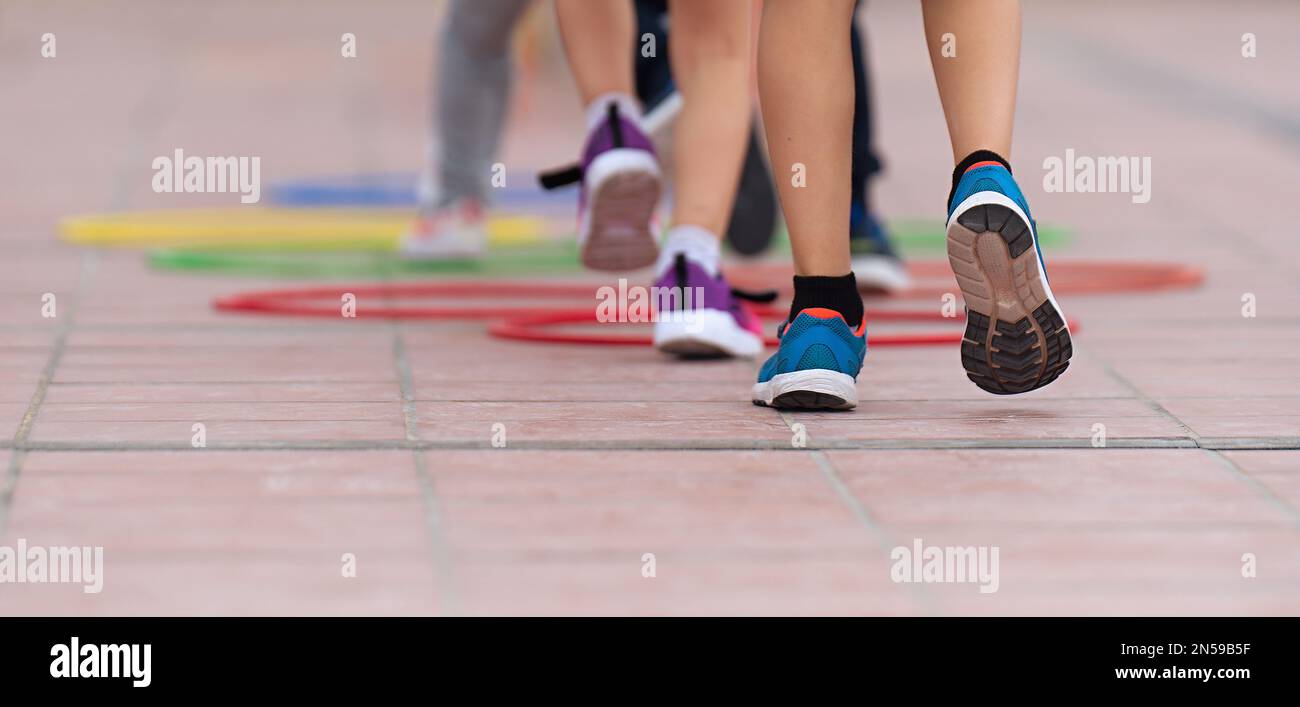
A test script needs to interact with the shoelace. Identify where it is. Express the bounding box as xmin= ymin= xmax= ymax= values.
xmin=537 ymin=103 xmax=628 ymax=191
xmin=669 ymin=254 xmax=777 ymax=313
